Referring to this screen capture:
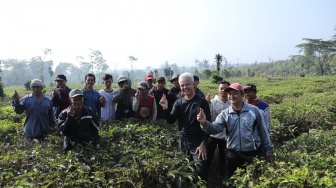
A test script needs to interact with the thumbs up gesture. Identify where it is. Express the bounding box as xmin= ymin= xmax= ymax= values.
xmin=197 ymin=108 xmax=206 ymax=125
xmin=206 ymin=93 xmax=211 ymax=103
xmin=99 ymin=95 xmax=105 ymax=107
xmin=159 ymin=94 xmax=168 ymax=110
xmin=12 ymin=90 xmax=20 ymax=102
